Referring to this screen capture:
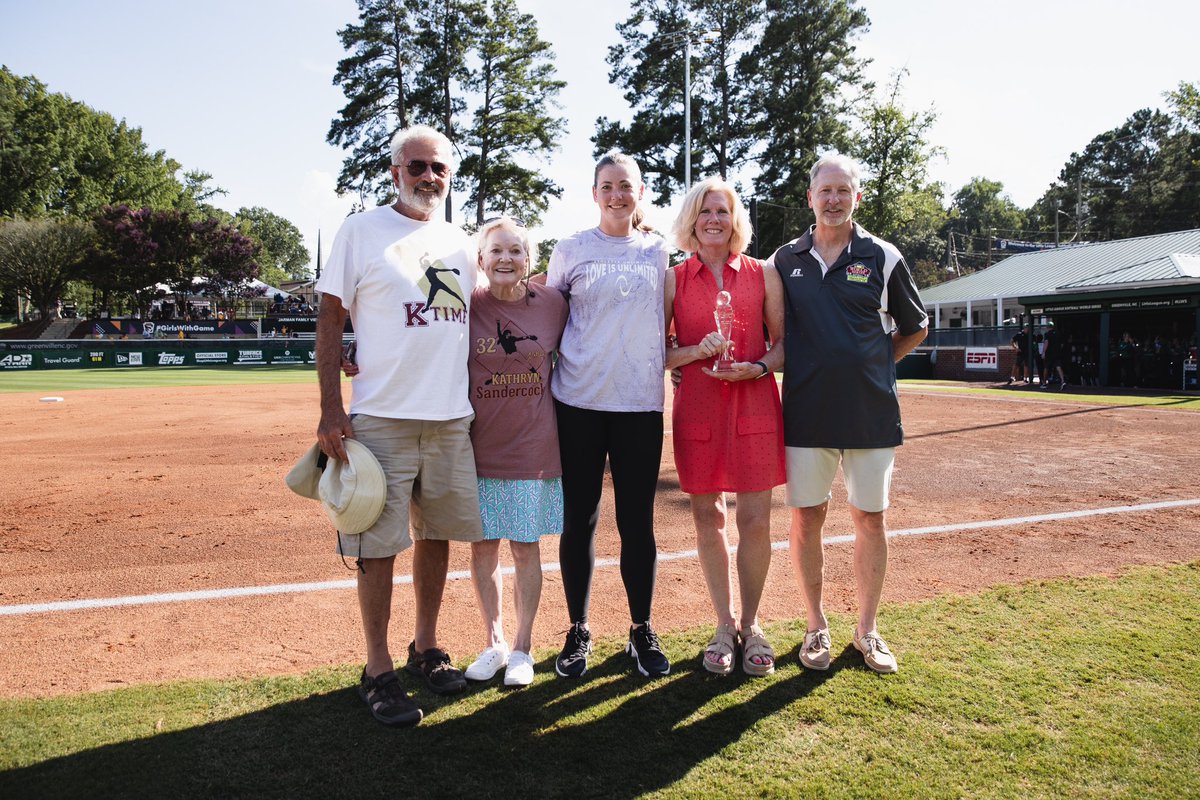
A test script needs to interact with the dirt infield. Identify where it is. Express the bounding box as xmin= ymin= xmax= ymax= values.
xmin=2 ymin=382 xmax=1197 ymax=698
